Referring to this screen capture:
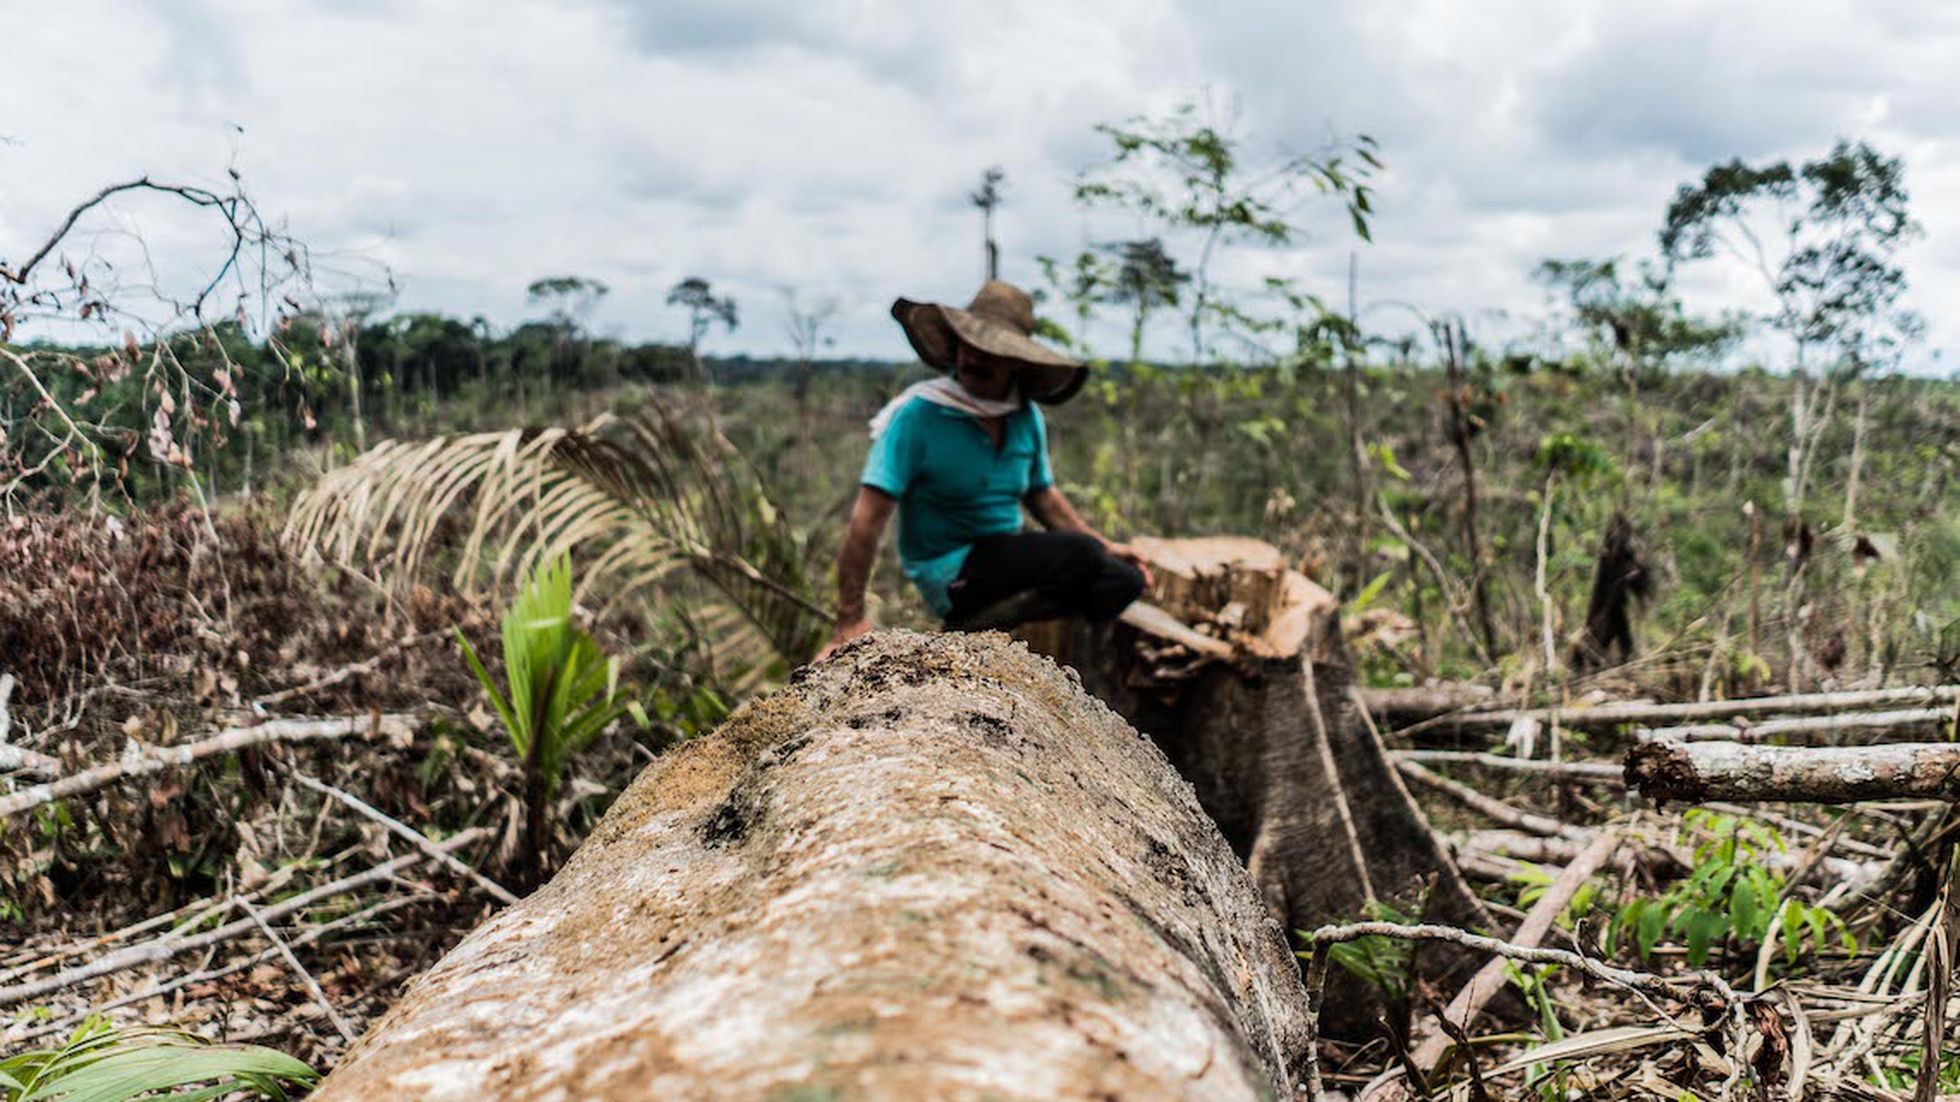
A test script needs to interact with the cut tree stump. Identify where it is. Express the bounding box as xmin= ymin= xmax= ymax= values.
xmin=1018 ymin=536 xmax=1492 ymax=1038
xmin=1627 ymin=740 xmax=1960 ymax=803
xmin=311 ymin=631 xmax=1313 ymax=1102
